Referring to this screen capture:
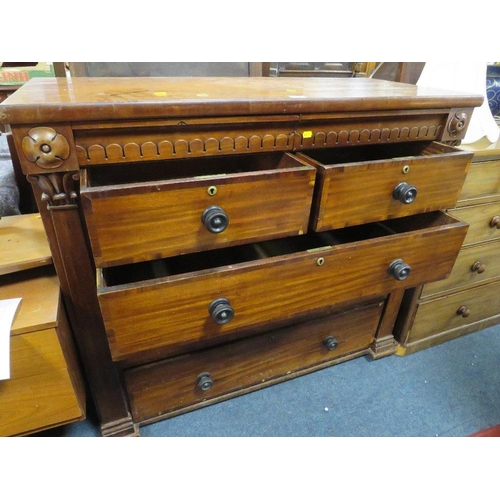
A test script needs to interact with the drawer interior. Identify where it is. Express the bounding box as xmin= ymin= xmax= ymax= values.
xmin=101 ymin=211 xmax=456 ymax=287
xmin=298 ymin=140 xmax=453 ymax=166
xmin=84 ymin=151 xmax=309 ymax=187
